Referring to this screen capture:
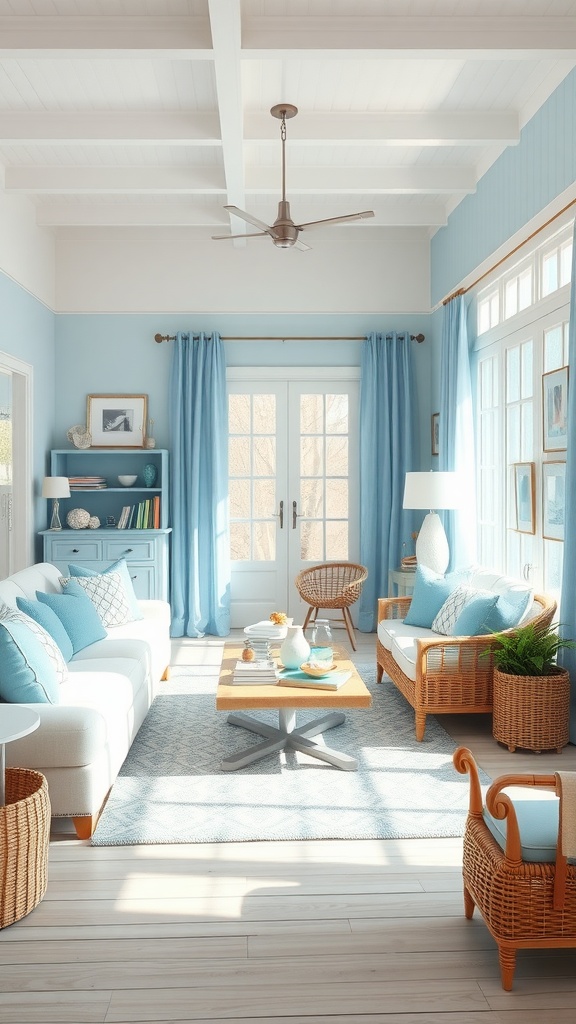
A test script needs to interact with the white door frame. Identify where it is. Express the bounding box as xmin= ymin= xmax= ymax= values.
xmin=0 ymin=351 xmax=33 ymax=572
